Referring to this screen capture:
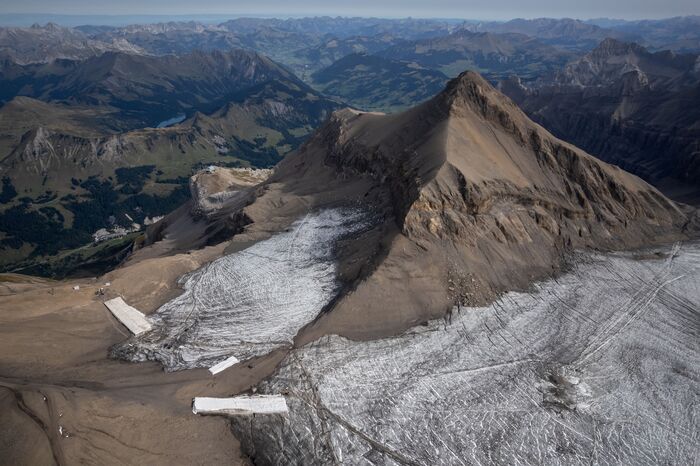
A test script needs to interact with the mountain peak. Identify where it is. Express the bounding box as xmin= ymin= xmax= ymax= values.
xmin=592 ymin=37 xmax=647 ymax=57
xmin=447 ymin=70 xmax=490 ymax=88
xmin=255 ymin=70 xmax=690 ymax=342
xmin=431 ymin=70 xmax=526 ymax=134
xmin=439 ymin=70 xmax=499 ymax=110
